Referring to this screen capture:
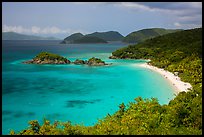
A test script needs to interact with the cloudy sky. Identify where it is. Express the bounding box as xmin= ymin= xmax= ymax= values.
xmin=2 ymin=2 xmax=202 ymax=38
